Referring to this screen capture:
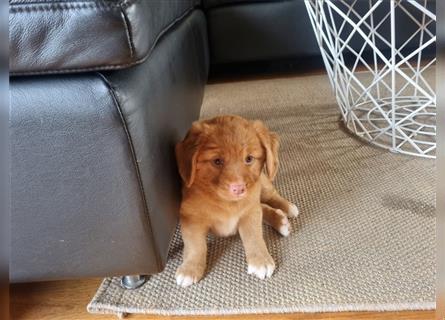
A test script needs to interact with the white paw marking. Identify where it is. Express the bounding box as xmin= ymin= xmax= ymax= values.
xmin=176 ymin=273 xmax=197 ymax=287
xmin=247 ymin=263 xmax=275 ymax=279
xmin=279 ymin=222 xmax=290 ymax=237
xmin=288 ymin=203 xmax=300 ymax=218
xmin=274 ymin=209 xmax=290 ymax=236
